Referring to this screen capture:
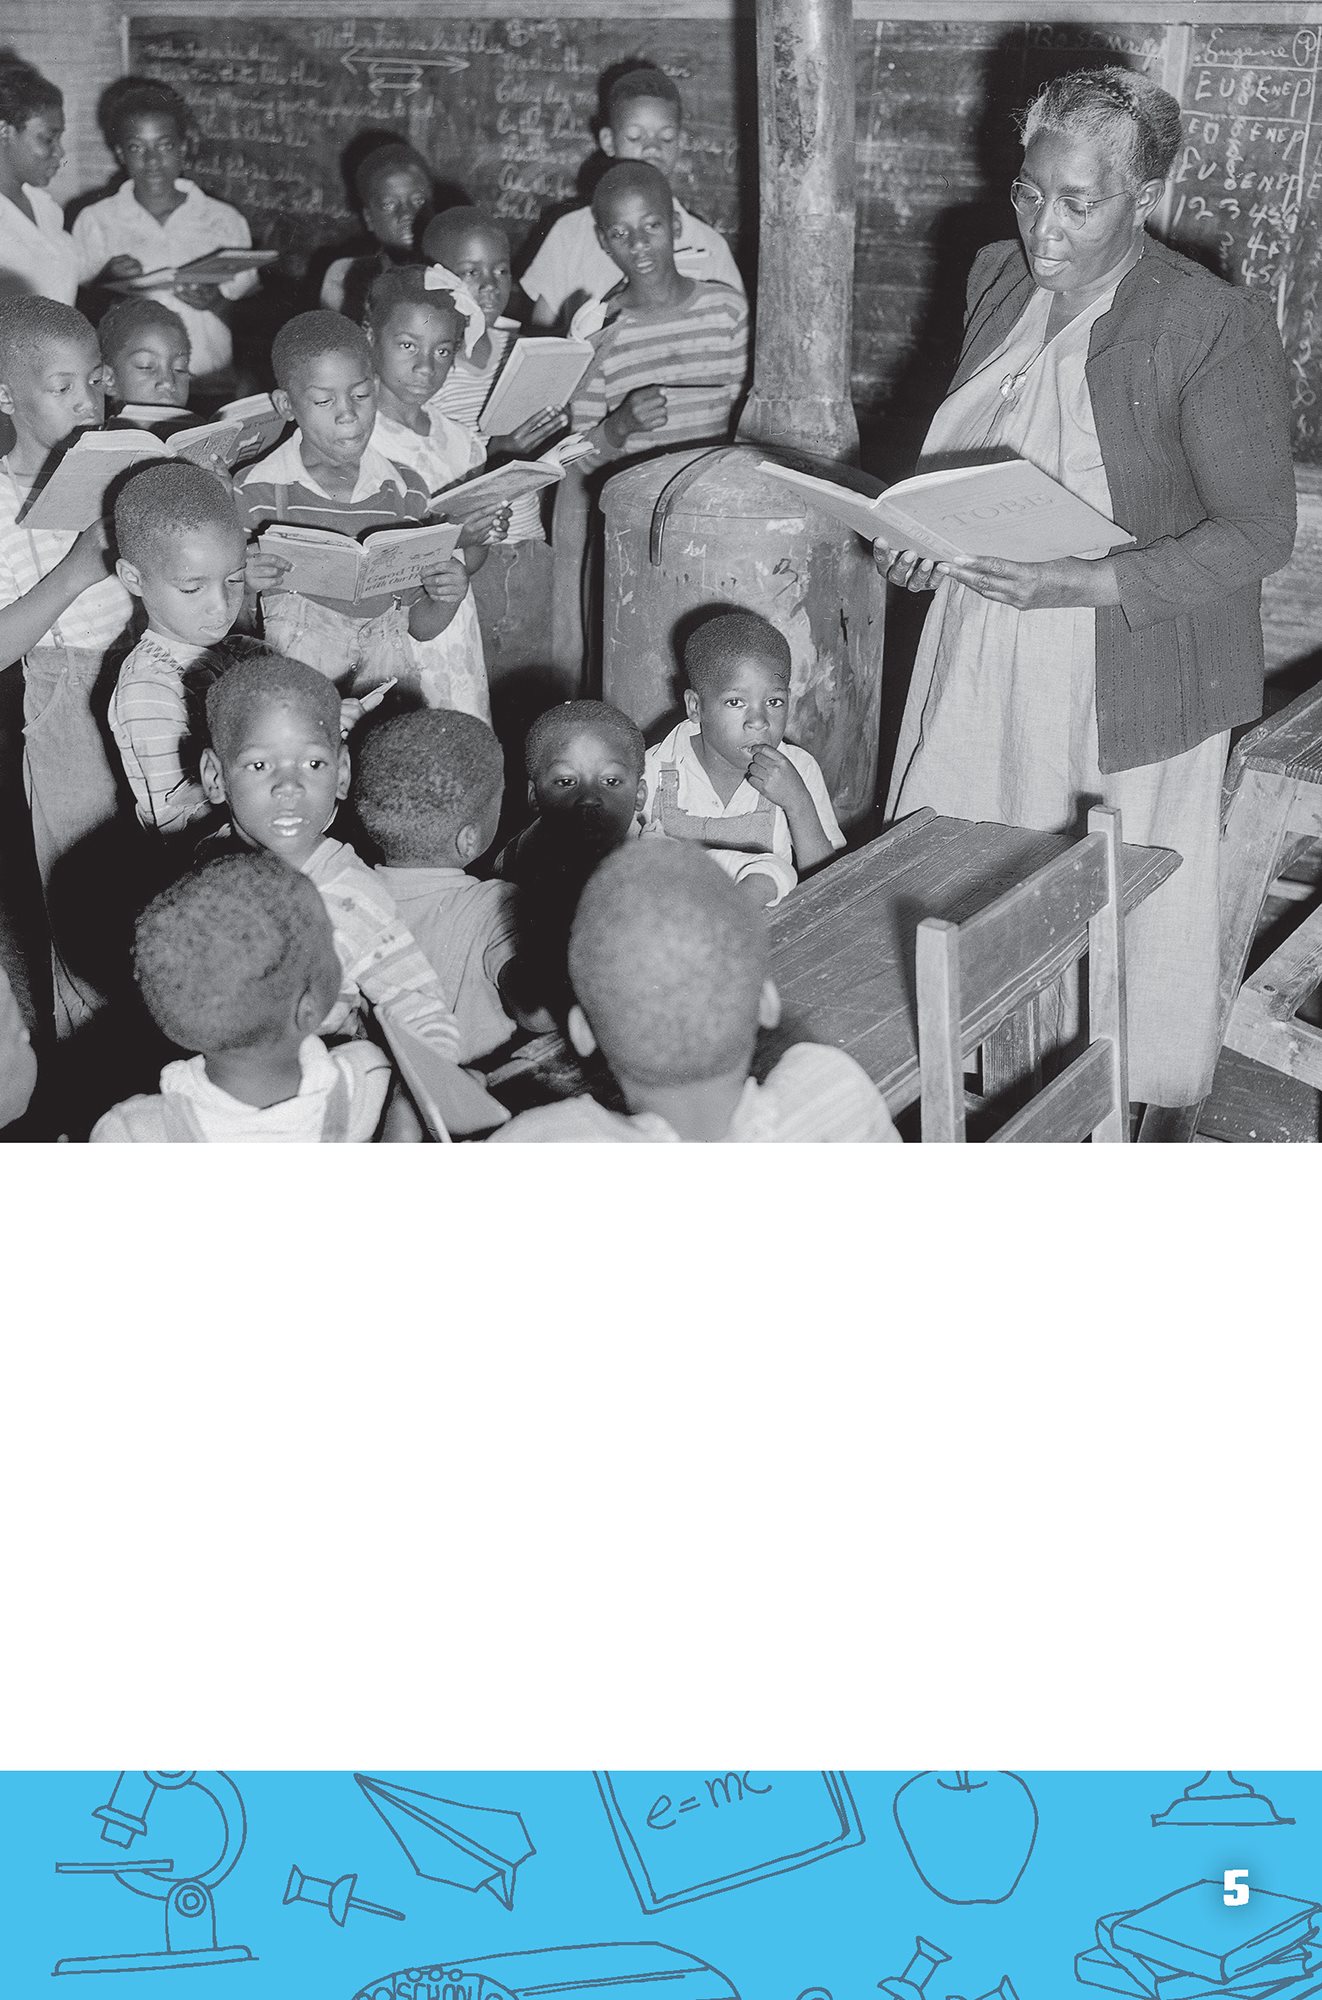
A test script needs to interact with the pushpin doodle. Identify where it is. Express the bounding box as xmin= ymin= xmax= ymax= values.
xmin=877 ymin=1938 xmax=952 ymax=2000
xmin=283 ymin=1864 xmax=405 ymax=1927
